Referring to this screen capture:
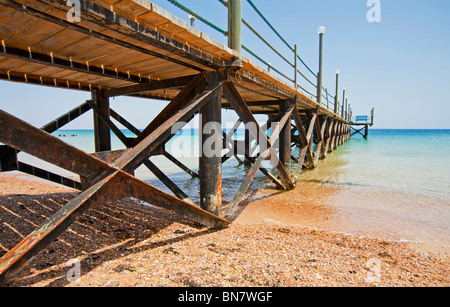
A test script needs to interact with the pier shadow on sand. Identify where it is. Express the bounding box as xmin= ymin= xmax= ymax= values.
xmin=0 ymin=192 xmax=224 ymax=287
